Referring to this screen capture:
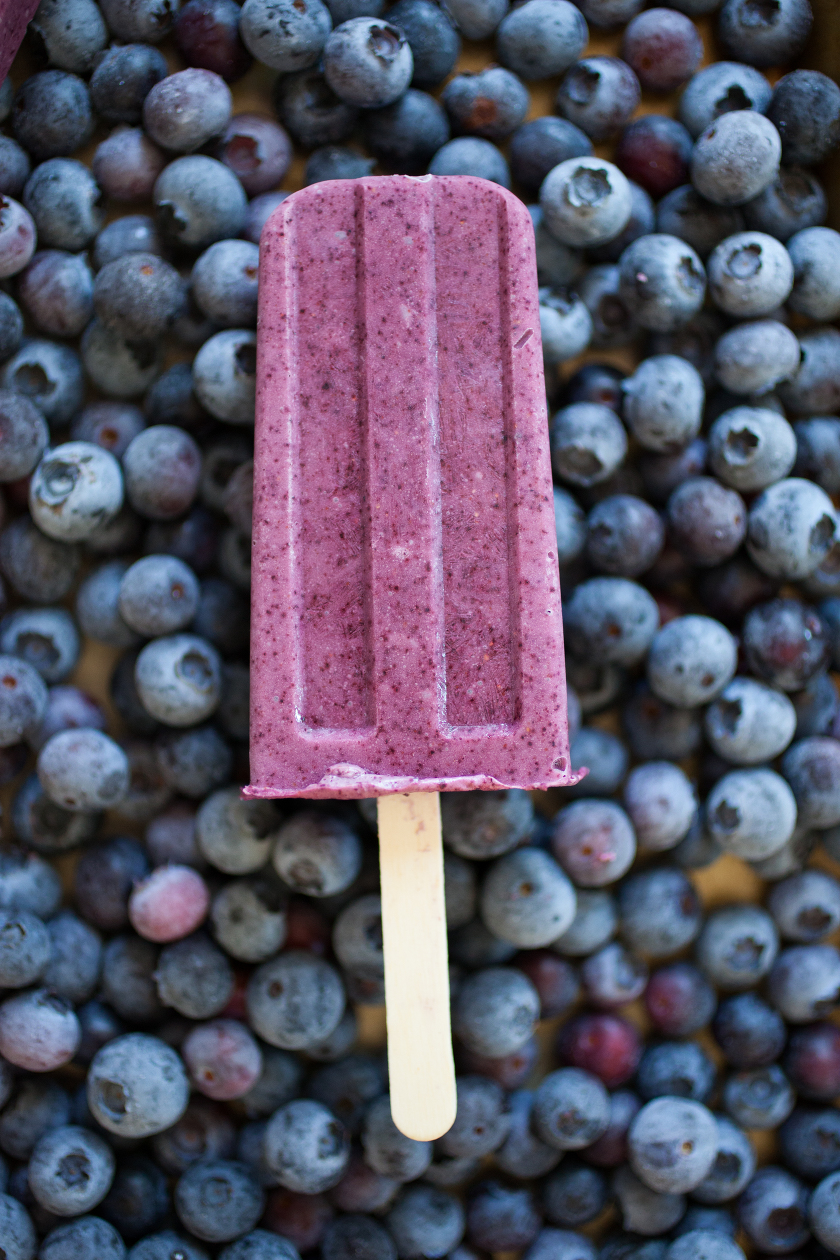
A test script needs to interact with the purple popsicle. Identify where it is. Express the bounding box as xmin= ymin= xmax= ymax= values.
xmin=0 ymin=1 xmax=38 ymax=84
xmin=246 ymin=174 xmax=580 ymax=799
